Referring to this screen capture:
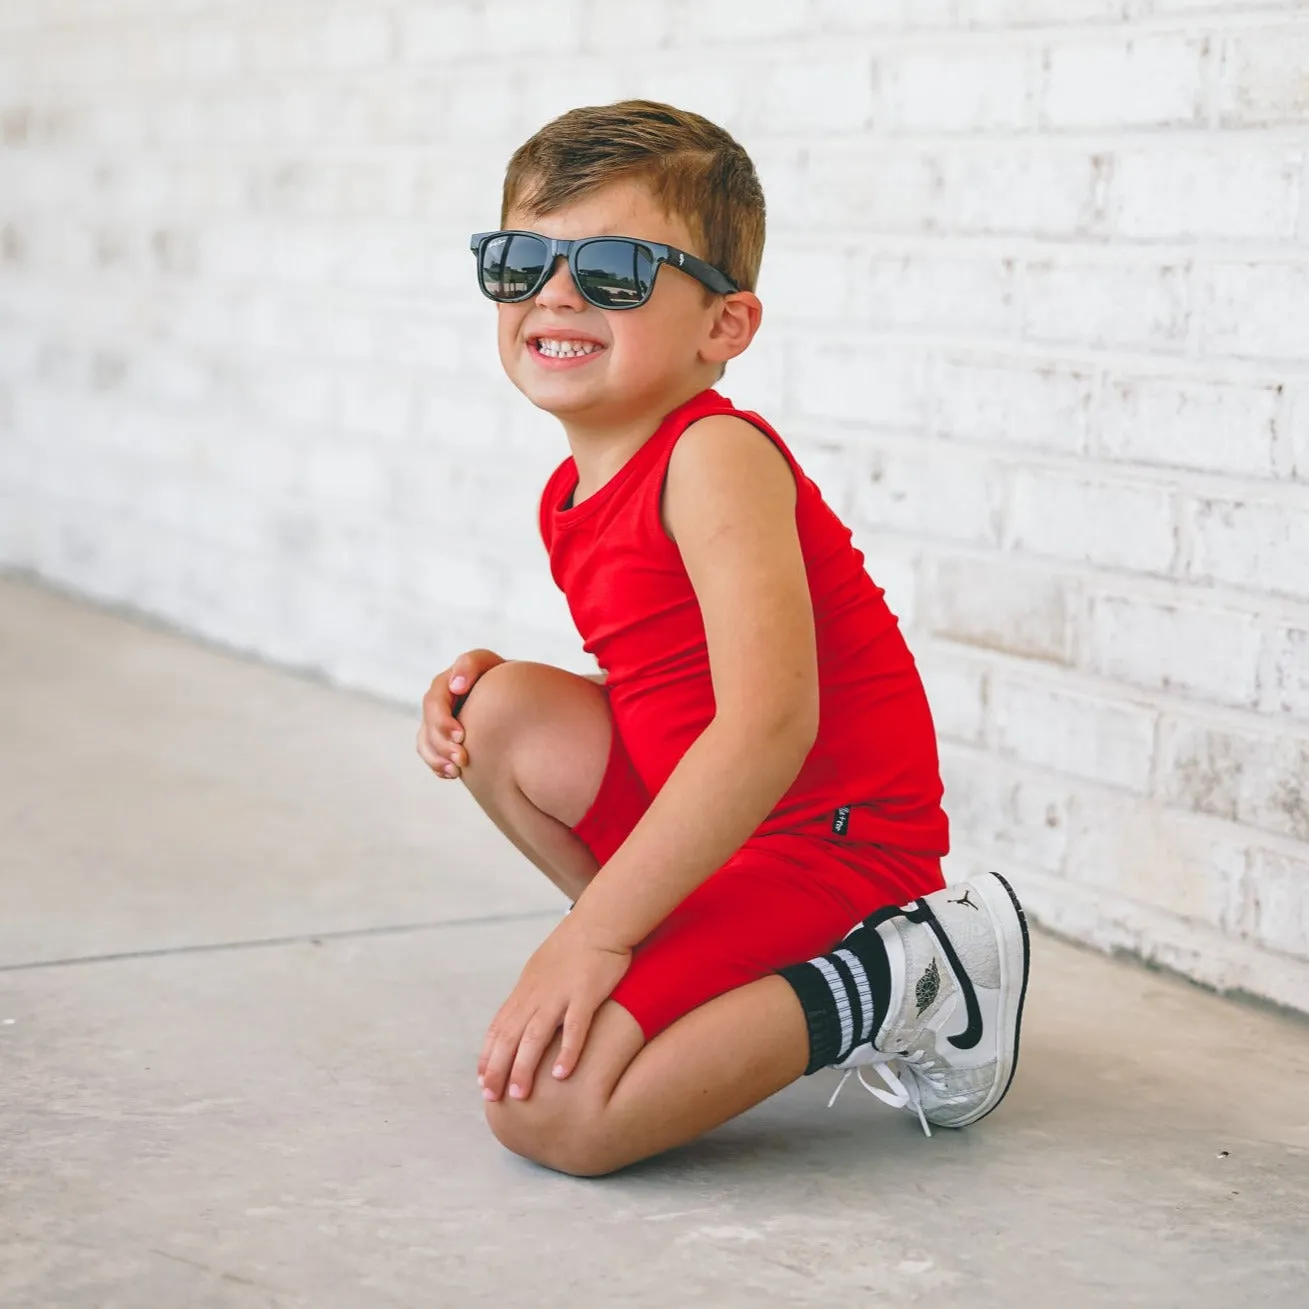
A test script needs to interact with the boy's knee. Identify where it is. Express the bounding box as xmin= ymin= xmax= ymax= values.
xmin=457 ymin=658 xmax=523 ymax=724
xmin=484 ymin=1094 xmax=620 ymax=1178
xmin=456 ymin=660 xmax=537 ymax=761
